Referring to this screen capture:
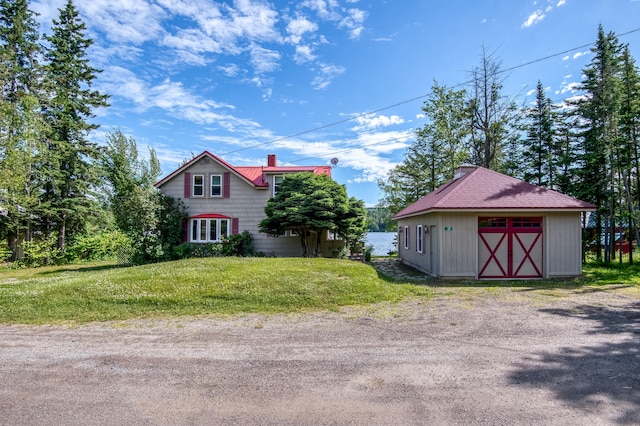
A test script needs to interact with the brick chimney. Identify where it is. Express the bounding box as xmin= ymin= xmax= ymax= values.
xmin=267 ymin=154 xmax=277 ymax=167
